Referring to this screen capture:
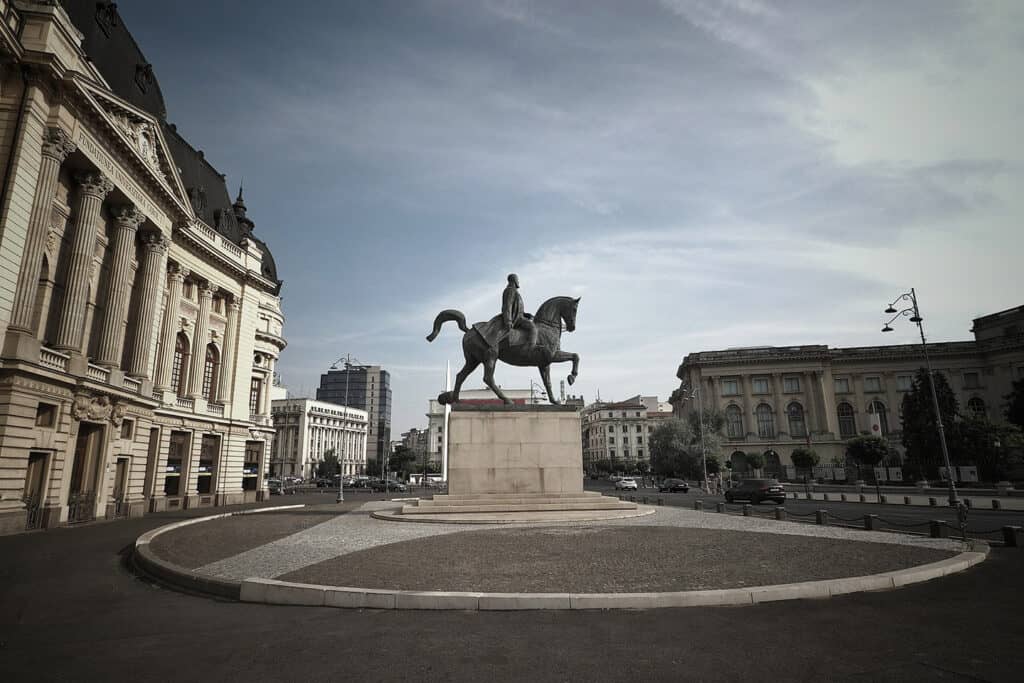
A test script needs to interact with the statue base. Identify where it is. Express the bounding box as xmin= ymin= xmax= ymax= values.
xmin=383 ymin=405 xmax=641 ymax=523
